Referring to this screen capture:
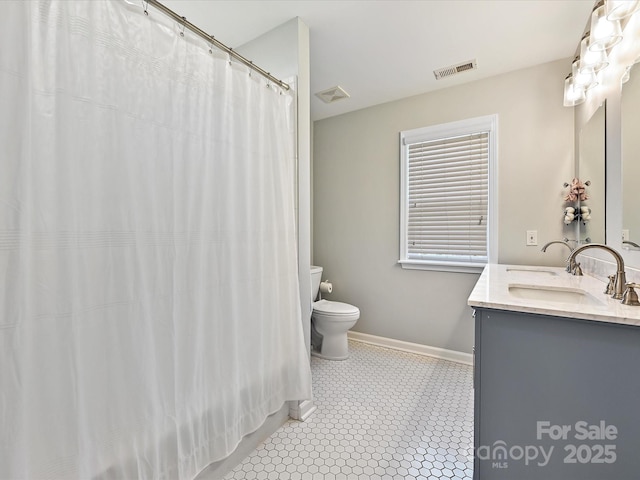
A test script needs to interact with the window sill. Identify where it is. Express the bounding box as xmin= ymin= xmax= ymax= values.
xmin=398 ymin=259 xmax=485 ymax=274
